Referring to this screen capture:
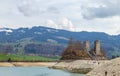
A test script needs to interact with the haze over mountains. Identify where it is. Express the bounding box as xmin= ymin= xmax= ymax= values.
xmin=0 ymin=26 xmax=120 ymax=58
